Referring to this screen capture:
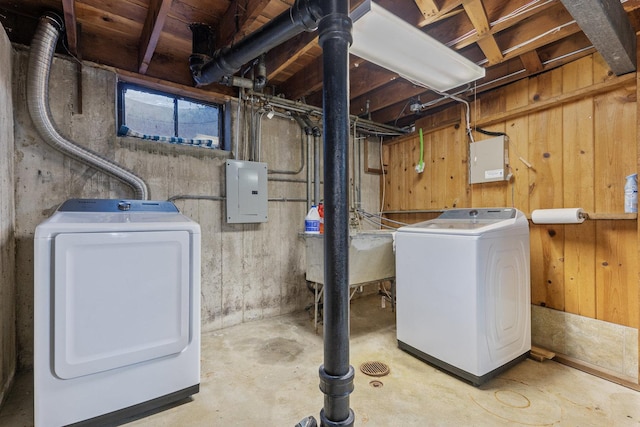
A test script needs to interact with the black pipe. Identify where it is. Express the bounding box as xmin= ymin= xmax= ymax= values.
xmin=303 ymin=116 xmax=321 ymax=137
xmin=188 ymin=23 xmax=215 ymax=74
xmin=191 ymin=0 xmax=322 ymax=86
xmin=318 ymin=0 xmax=354 ymax=426
xmin=293 ymin=112 xmax=312 ymax=135
xmin=189 ymin=0 xmax=354 ymax=423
